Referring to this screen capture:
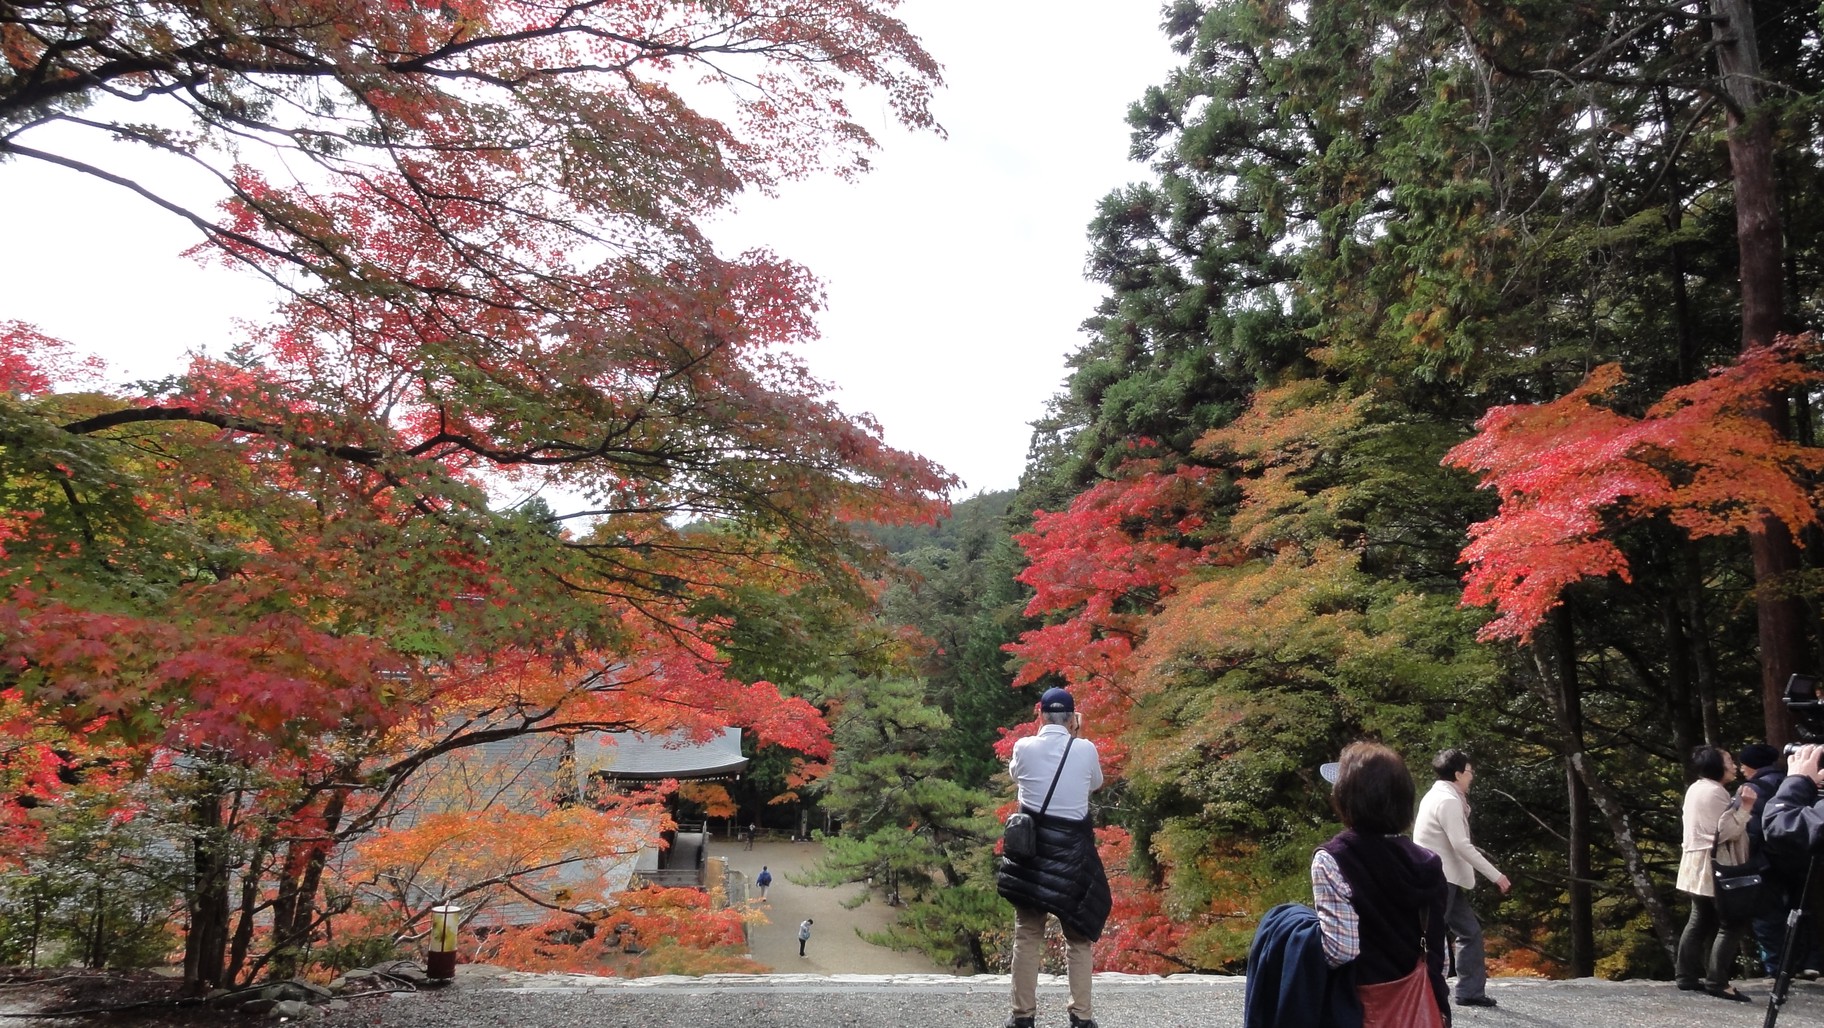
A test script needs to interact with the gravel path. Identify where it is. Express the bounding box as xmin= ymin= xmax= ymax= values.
xmin=298 ymin=842 xmax=1824 ymax=1028
xmin=721 ymin=838 xmax=947 ymax=975
xmin=312 ymin=971 xmax=1824 ymax=1028
xmin=22 ymin=839 xmax=1824 ymax=1027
